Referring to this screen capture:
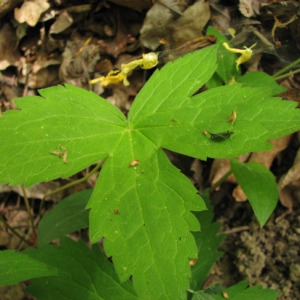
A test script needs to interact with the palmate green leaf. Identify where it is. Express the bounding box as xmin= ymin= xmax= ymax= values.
xmin=230 ymin=160 xmax=278 ymax=227
xmin=26 ymin=238 xmax=137 ymax=300
xmin=0 ymin=43 xmax=299 ymax=299
xmin=87 ymin=46 xmax=218 ymax=298
xmin=37 ymin=189 xmax=92 ymax=246
xmin=132 ymin=83 xmax=300 ymax=160
xmin=0 ymin=84 xmax=126 ymax=186
xmin=87 ymin=136 xmax=205 ymax=299
xmin=128 ymin=44 xmax=219 ymax=124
